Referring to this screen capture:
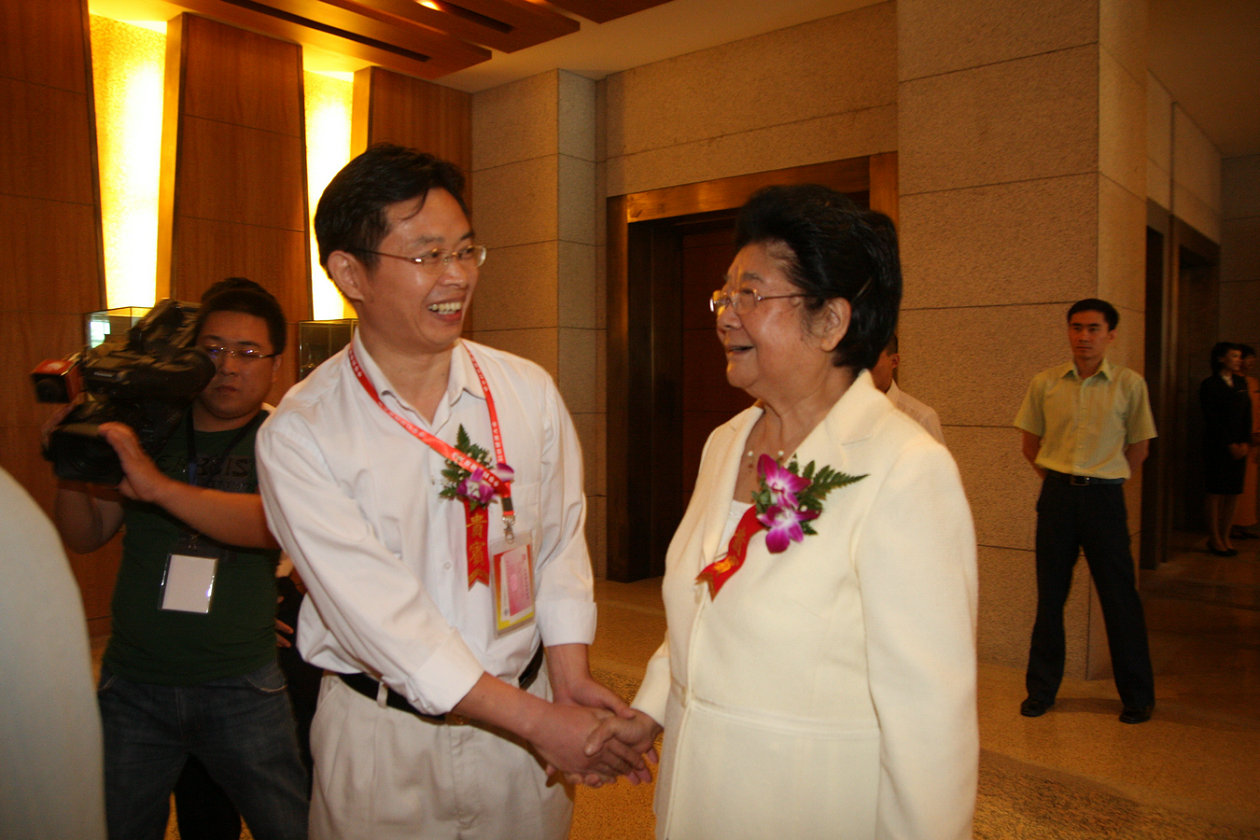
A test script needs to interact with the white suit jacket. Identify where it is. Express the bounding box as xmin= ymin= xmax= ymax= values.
xmin=633 ymin=372 xmax=978 ymax=840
